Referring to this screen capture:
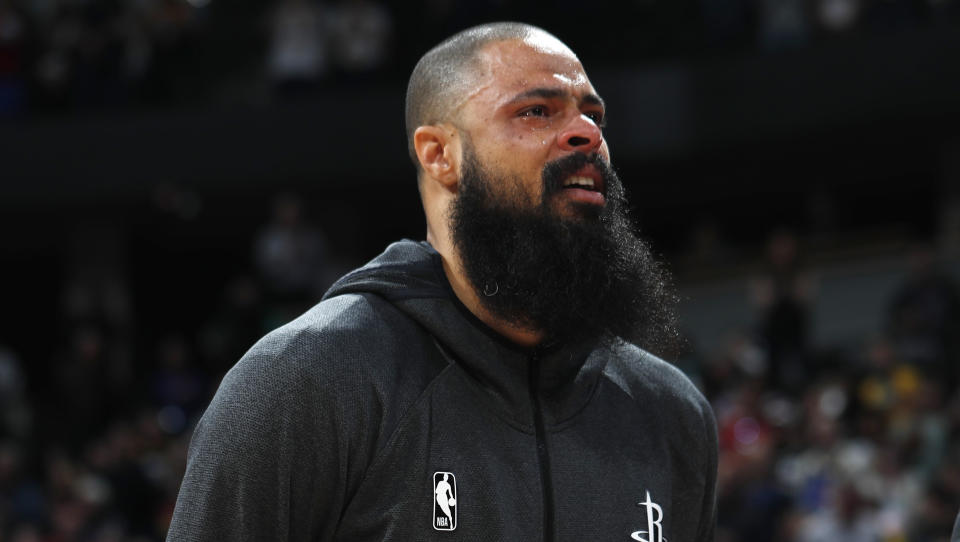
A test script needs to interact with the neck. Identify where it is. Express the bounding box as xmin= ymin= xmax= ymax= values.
xmin=427 ymin=228 xmax=544 ymax=348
